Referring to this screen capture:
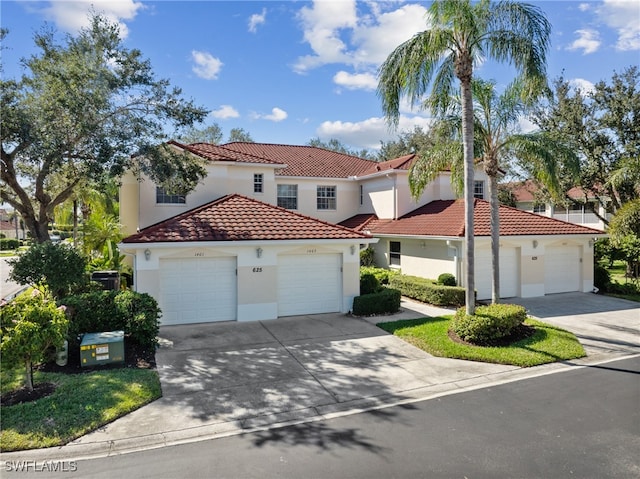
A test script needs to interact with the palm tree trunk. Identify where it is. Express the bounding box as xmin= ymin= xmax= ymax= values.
xmin=489 ymin=173 xmax=500 ymax=303
xmin=461 ymin=78 xmax=476 ymax=315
